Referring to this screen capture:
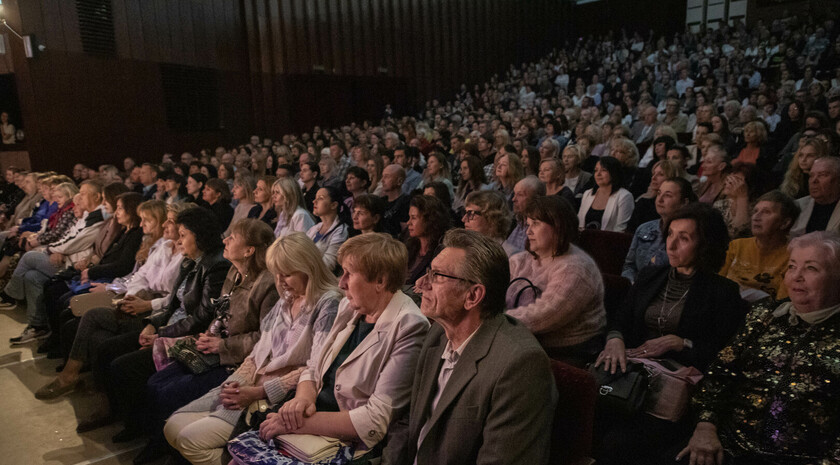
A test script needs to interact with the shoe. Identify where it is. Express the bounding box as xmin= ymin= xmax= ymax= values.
xmin=34 ymin=377 xmax=82 ymax=400
xmin=76 ymin=414 xmax=116 ymax=433
xmin=0 ymin=291 xmax=17 ymax=309
xmin=112 ymin=427 xmax=143 ymax=443
xmin=9 ymin=326 xmax=50 ymax=344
